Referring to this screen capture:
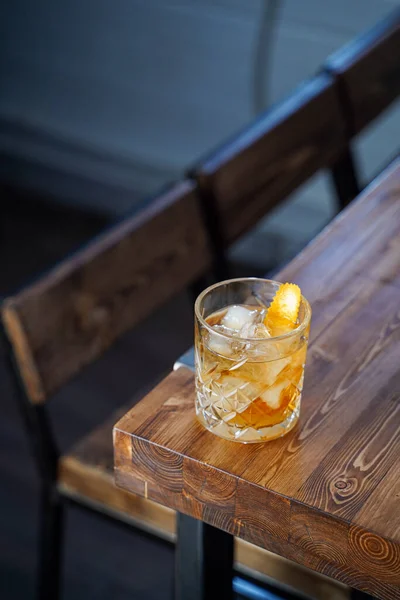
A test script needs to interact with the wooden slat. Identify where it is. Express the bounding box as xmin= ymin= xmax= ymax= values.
xmin=114 ymin=160 xmax=400 ymax=599
xmin=59 ymin=456 xmax=176 ymax=539
xmin=58 ymin=405 xmax=176 ymax=539
xmin=356 ymin=460 xmax=400 ymax=542
xmin=296 ymin=365 xmax=400 ymax=522
xmin=192 ymin=72 xmax=347 ymax=243
xmin=325 ymin=9 xmax=400 ymax=135
xmin=1 ymin=181 xmax=211 ymax=403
